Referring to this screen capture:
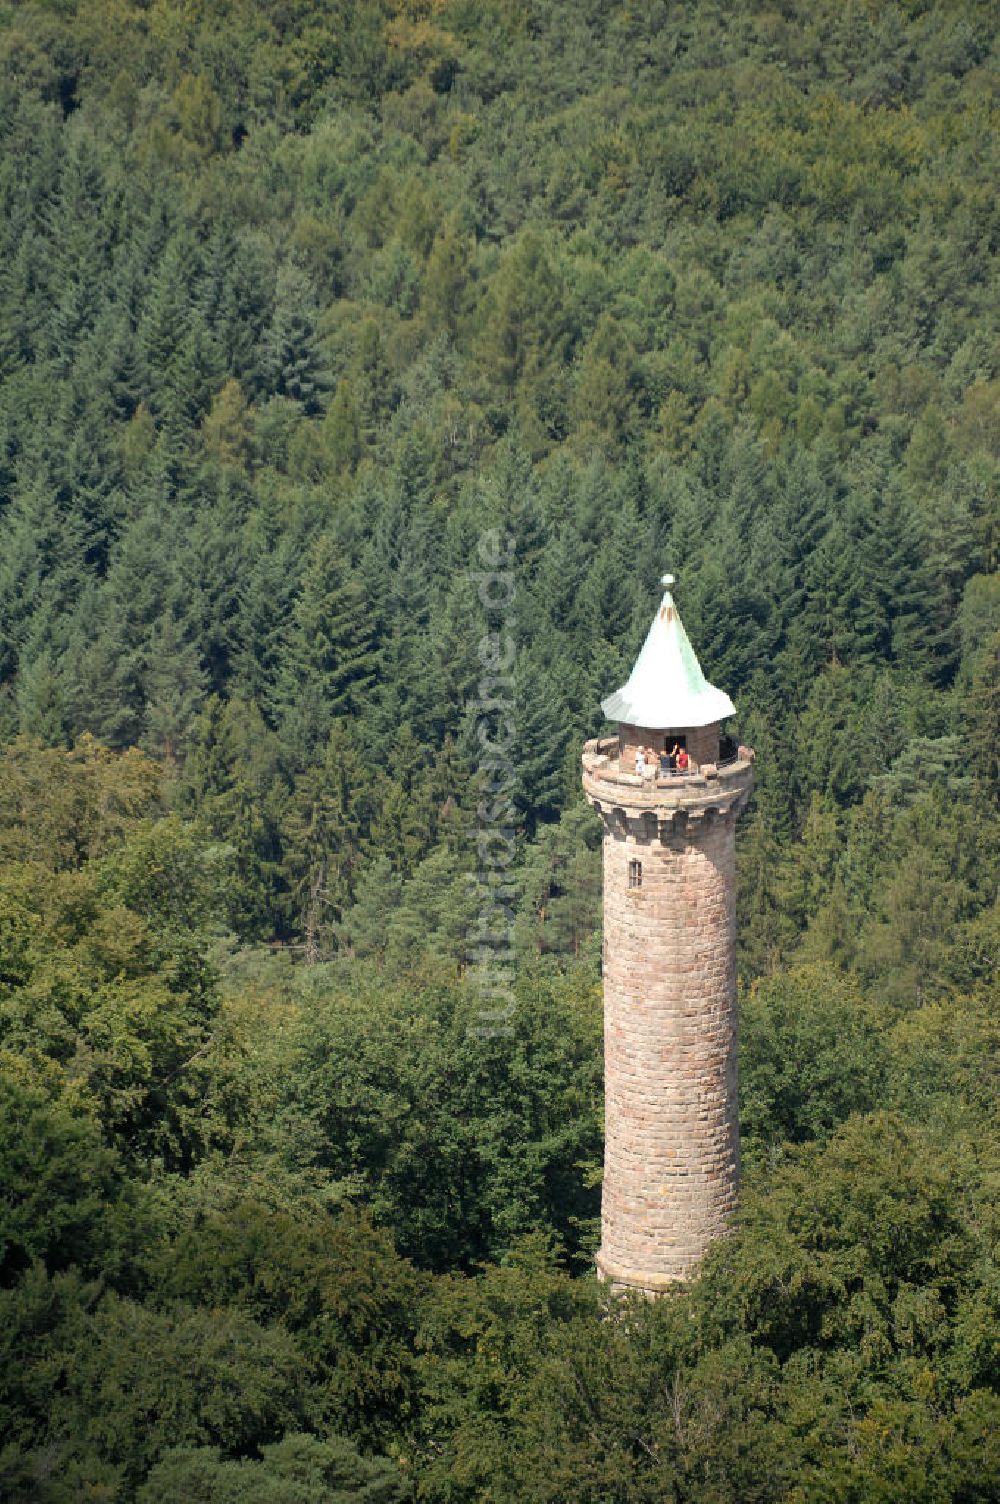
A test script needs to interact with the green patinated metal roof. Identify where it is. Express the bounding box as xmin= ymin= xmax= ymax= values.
xmin=601 ymin=575 xmax=735 ymax=730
